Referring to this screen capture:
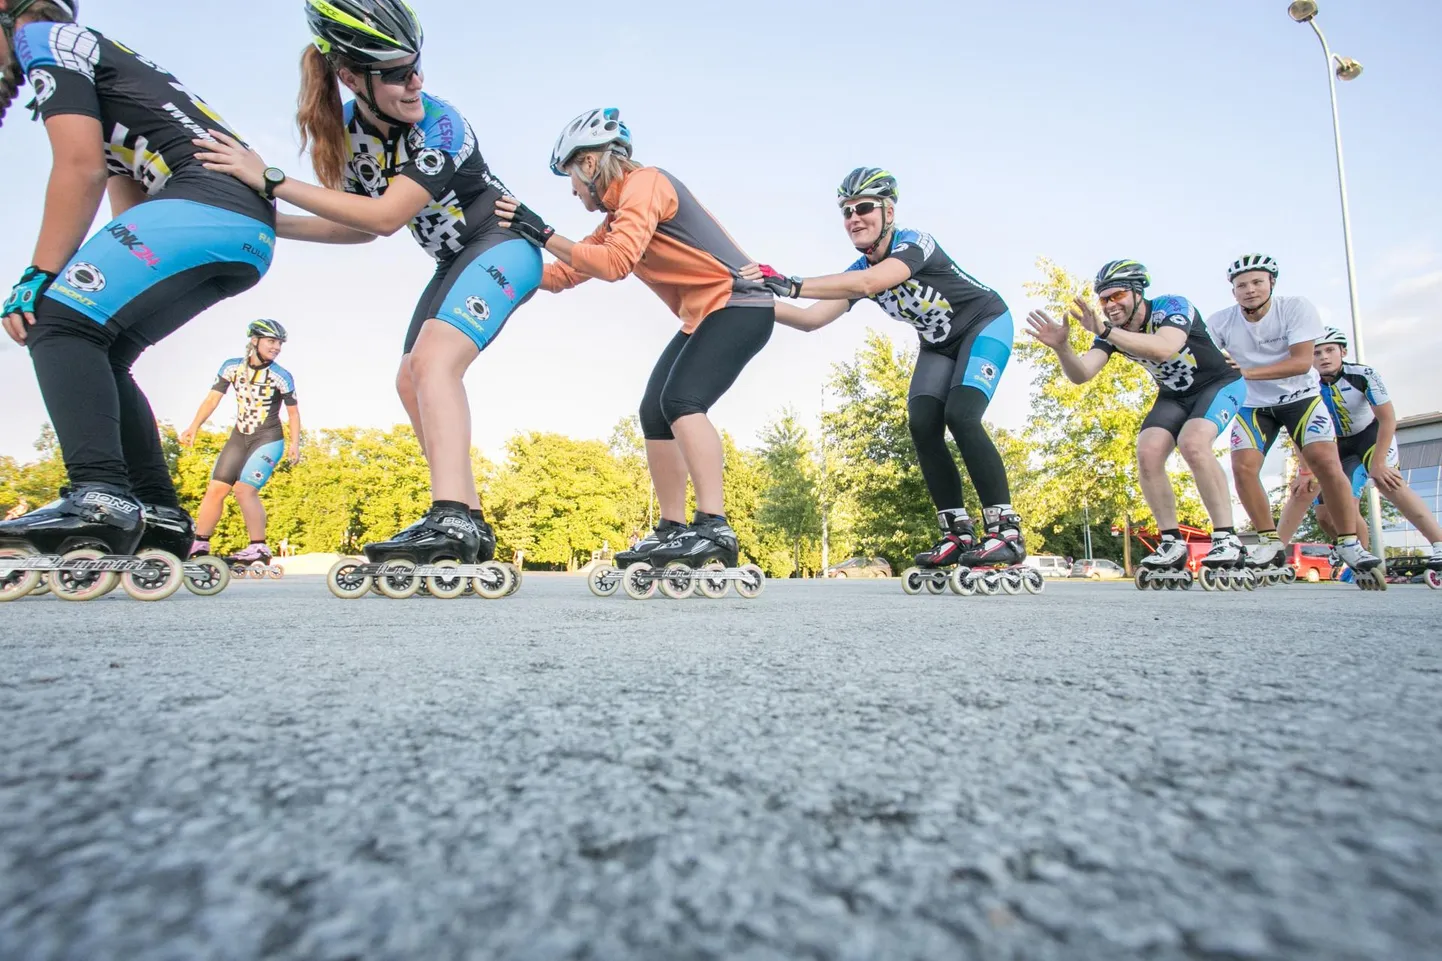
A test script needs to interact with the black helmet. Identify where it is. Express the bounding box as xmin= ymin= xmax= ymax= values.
xmin=2 ymin=1 xmax=78 ymax=41
xmin=305 ymin=0 xmax=422 ymax=65
xmin=1095 ymin=259 xmax=1151 ymax=294
xmin=248 ymin=319 xmax=288 ymax=342
xmin=836 ymin=167 xmax=899 ymax=205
